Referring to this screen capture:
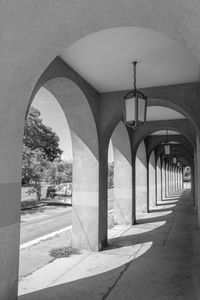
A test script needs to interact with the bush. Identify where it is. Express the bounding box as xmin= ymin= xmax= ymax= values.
xmin=49 ymin=246 xmax=79 ymax=259
xmin=21 ymin=198 xmax=38 ymax=209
